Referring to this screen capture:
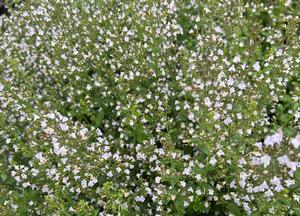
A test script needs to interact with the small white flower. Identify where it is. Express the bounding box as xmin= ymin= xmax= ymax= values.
xmin=253 ymin=62 xmax=260 ymax=71
xmin=204 ymin=97 xmax=212 ymax=107
xmin=188 ymin=112 xmax=195 ymax=121
xmin=183 ymin=167 xmax=191 ymax=175
xmin=233 ymin=55 xmax=241 ymax=63
xmin=102 ymin=152 xmax=112 ymax=160
xmin=213 ymin=112 xmax=220 ymax=120
xmin=35 ymin=152 xmax=46 ymax=164
xmin=275 ymin=48 xmax=283 ymax=57
xmin=238 ymin=81 xmax=246 ymax=90
xmin=47 ymin=113 xmax=56 ymax=119
xmin=209 ymin=157 xmax=217 ymax=166
xmin=135 ymin=196 xmax=145 ymax=202
xmin=155 ymin=176 xmax=161 ymax=184
xmin=260 ymin=155 xmax=271 ymax=168
xmin=291 ymin=135 xmax=300 ymax=148
xmin=224 ymin=117 xmax=232 ymax=125
xmin=59 ymin=123 xmax=69 ymax=131
xmin=44 ymin=127 xmax=54 ymax=135
xmin=129 ymin=120 xmax=134 ymax=126
xmin=56 ymin=146 xmax=67 ymax=156
xmin=215 ymin=26 xmax=222 ymax=33
xmin=264 ymin=190 xmax=274 ymax=198
xmin=264 ymin=129 xmax=283 ymax=147
xmin=81 ymin=179 xmax=87 ymax=189
xmin=86 ymin=84 xmax=92 ymax=90
xmin=216 ymin=150 xmax=224 ymax=157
